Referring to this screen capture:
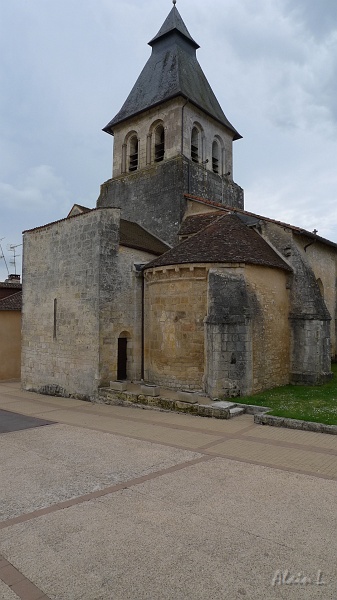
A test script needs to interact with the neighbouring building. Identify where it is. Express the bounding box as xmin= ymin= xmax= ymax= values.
xmin=0 ymin=276 xmax=22 ymax=381
xmin=21 ymin=5 xmax=336 ymax=400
